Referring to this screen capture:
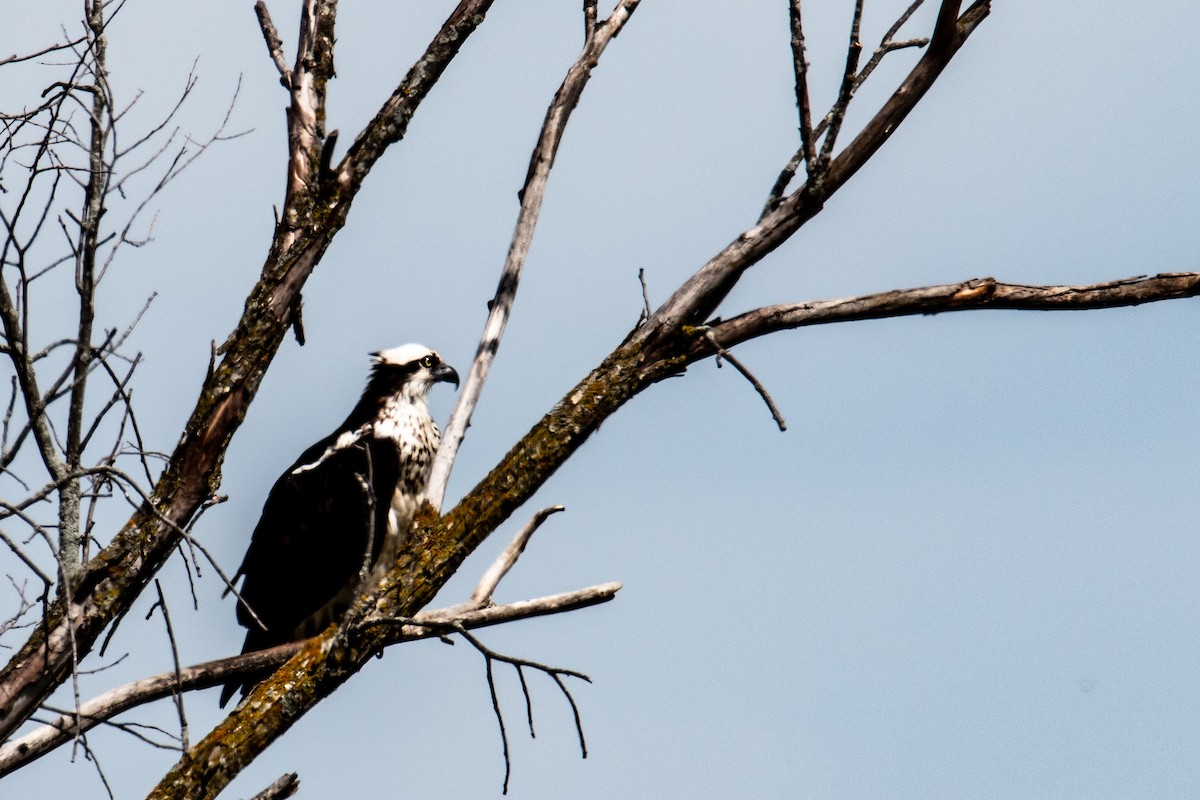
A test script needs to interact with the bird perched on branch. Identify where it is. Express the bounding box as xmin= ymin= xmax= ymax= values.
xmin=220 ymin=344 xmax=459 ymax=706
